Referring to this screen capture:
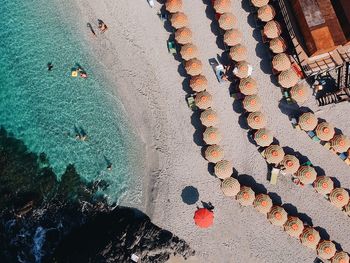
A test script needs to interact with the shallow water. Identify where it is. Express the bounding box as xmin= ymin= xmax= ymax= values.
xmin=0 ymin=0 xmax=142 ymax=203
